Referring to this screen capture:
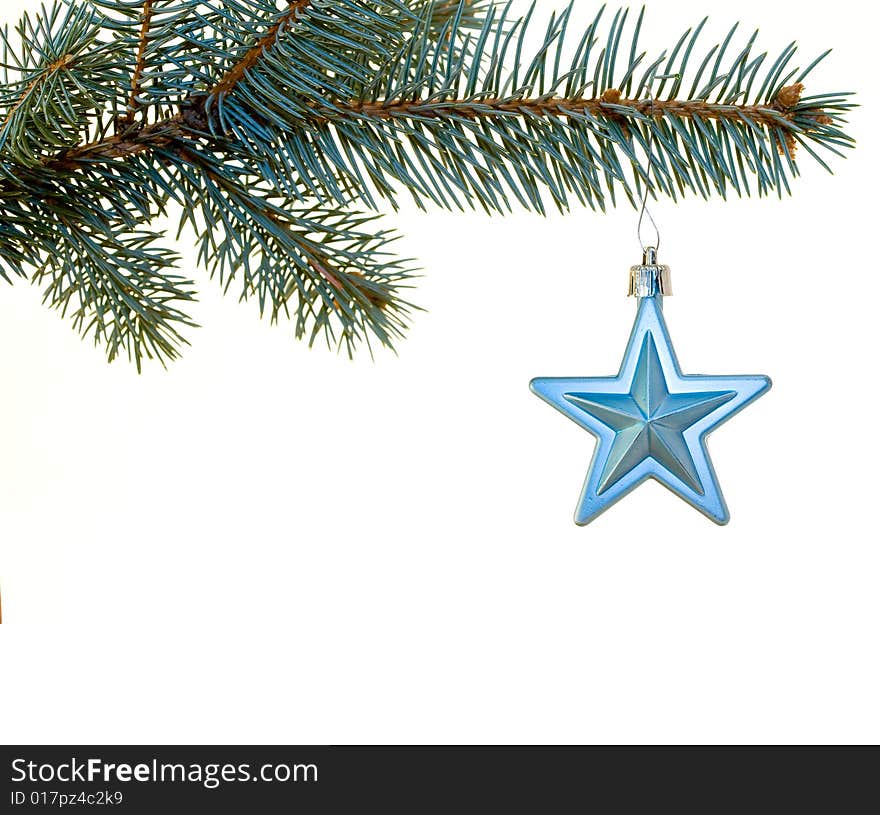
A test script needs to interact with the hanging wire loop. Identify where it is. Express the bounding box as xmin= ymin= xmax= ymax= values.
xmin=637 ymin=88 xmax=661 ymax=256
